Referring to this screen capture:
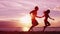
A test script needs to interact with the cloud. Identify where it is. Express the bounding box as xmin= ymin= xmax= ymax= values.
xmin=53 ymin=6 xmax=60 ymax=11
xmin=0 ymin=1 xmax=23 ymax=9
xmin=0 ymin=0 xmax=38 ymax=9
